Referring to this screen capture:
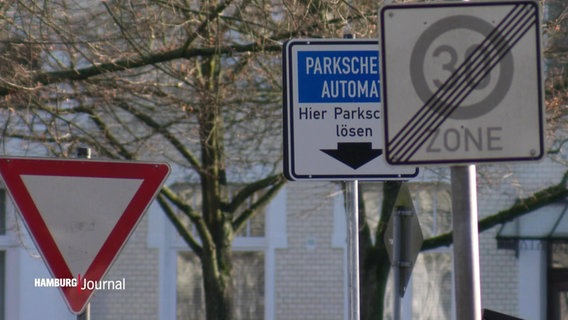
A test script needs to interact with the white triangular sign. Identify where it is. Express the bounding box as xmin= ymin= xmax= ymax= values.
xmin=0 ymin=157 xmax=170 ymax=314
